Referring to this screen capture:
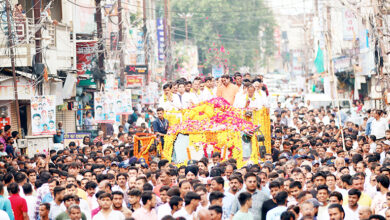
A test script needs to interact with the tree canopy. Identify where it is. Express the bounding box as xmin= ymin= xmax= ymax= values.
xmin=170 ymin=0 xmax=276 ymax=73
